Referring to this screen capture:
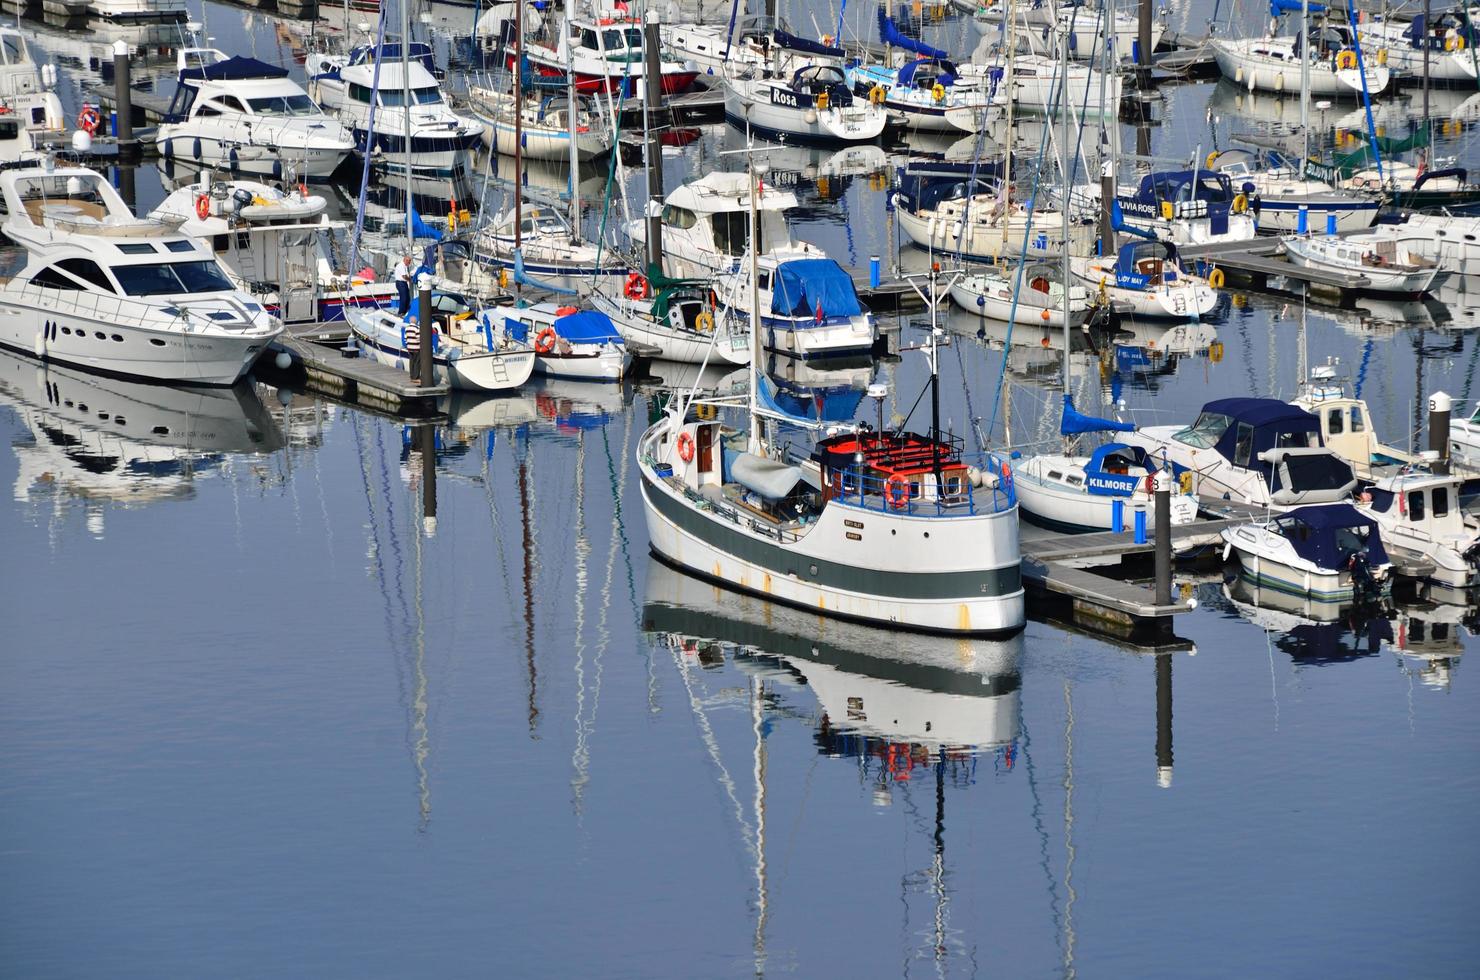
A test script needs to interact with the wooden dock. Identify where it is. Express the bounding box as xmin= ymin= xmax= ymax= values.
xmin=266 ymin=334 xmax=448 ymax=417
xmin=1180 ymin=238 xmax=1374 ymax=295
